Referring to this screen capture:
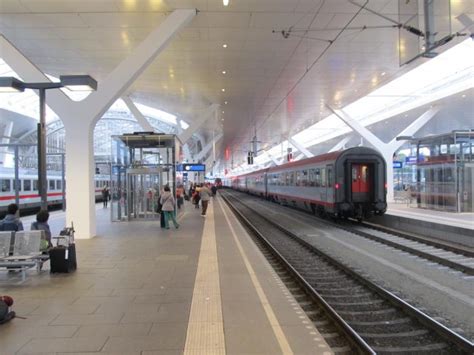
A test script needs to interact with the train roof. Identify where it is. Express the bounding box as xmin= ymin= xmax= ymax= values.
xmin=235 ymin=147 xmax=382 ymax=178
